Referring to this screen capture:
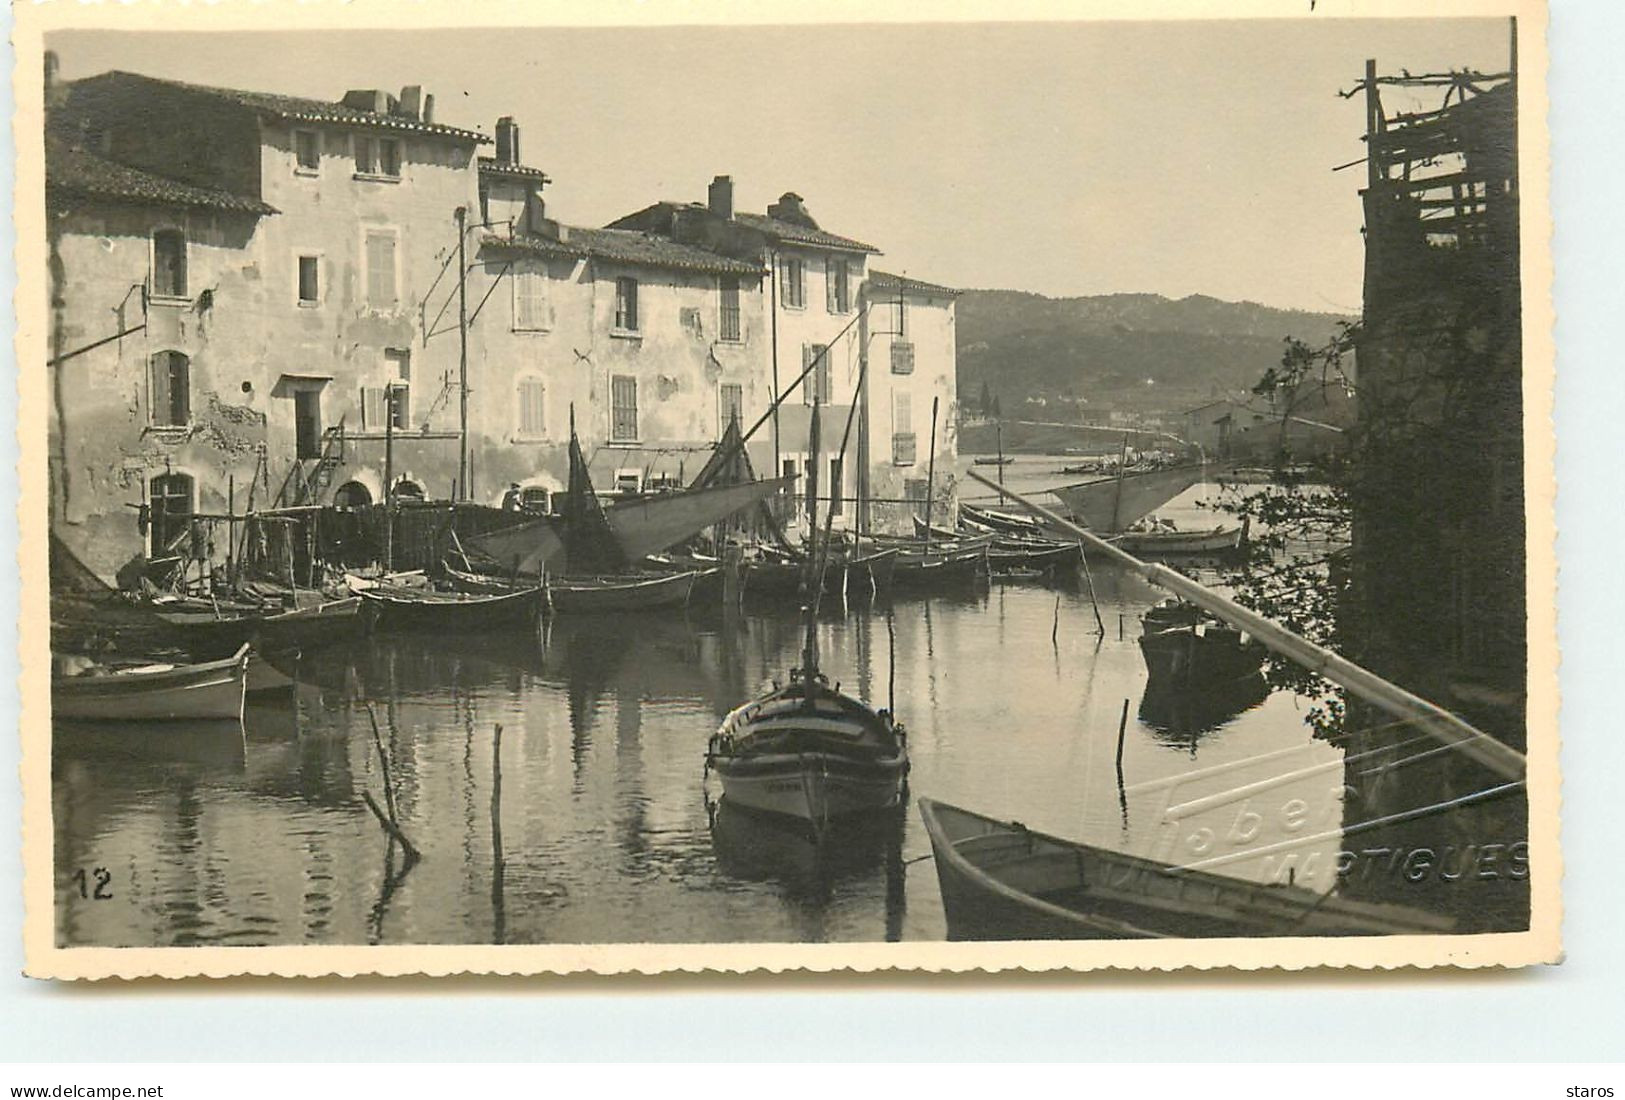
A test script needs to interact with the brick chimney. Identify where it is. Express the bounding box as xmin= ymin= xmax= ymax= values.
xmin=495 ymin=116 xmax=521 ymax=165
xmin=708 ymin=174 xmax=734 ymax=220
xmin=422 ymin=93 xmax=435 ymax=124
xmin=767 ymin=191 xmax=818 ymax=229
